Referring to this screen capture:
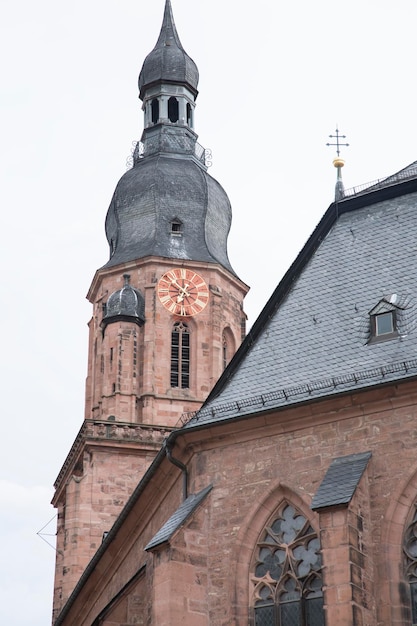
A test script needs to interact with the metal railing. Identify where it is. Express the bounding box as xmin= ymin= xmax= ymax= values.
xmin=343 ymin=165 xmax=417 ymax=198
xmin=127 ymin=140 xmax=212 ymax=168
xmin=179 ymin=357 xmax=417 ymax=427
